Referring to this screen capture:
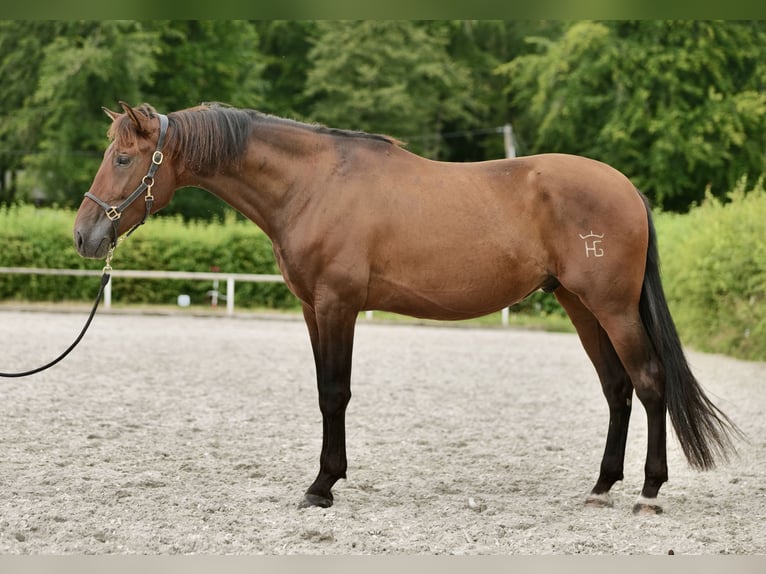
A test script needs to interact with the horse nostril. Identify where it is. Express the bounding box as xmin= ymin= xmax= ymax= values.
xmin=75 ymin=230 xmax=84 ymax=250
